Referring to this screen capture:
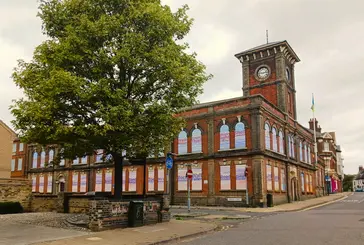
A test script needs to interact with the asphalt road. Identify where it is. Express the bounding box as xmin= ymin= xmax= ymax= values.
xmin=173 ymin=192 xmax=364 ymax=245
